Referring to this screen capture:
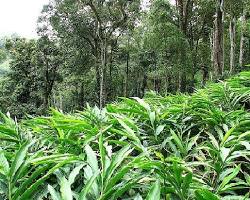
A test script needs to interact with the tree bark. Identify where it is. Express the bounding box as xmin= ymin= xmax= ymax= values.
xmin=124 ymin=37 xmax=130 ymax=97
xmin=239 ymin=13 xmax=246 ymax=68
xmin=99 ymin=40 xmax=107 ymax=109
xmin=179 ymin=71 xmax=187 ymax=92
xmin=176 ymin=0 xmax=192 ymax=92
xmin=213 ymin=0 xmax=224 ymax=78
xmin=229 ymin=17 xmax=236 ymax=74
xmin=141 ymin=74 xmax=147 ymax=98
